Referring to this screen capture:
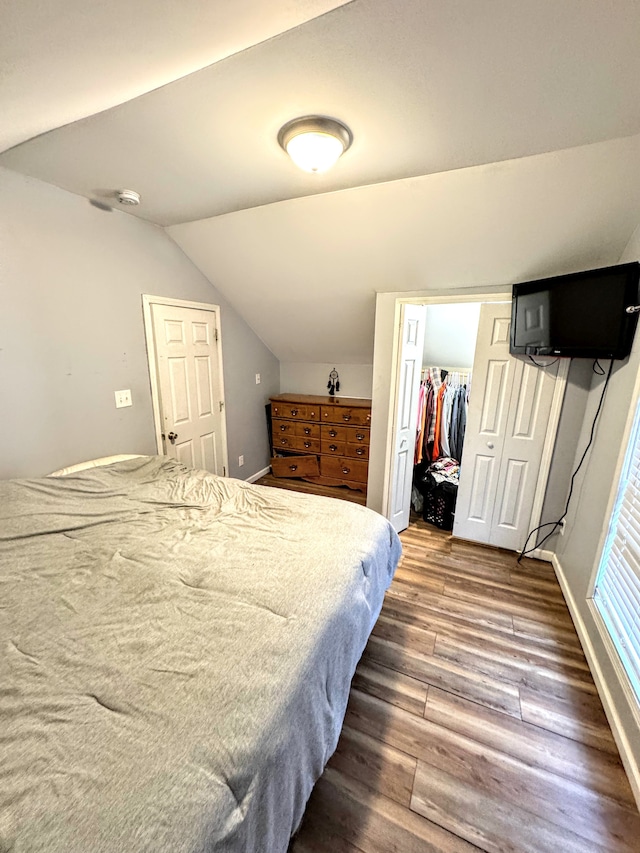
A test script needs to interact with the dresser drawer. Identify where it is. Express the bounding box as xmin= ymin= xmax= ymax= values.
xmin=296 ymin=422 xmax=320 ymax=439
xmin=321 ymin=405 xmax=371 ymax=426
xmin=321 ymin=424 xmax=347 ymax=442
xmin=322 ymin=437 xmax=346 ymax=456
xmin=348 ymin=426 xmax=370 ymax=445
xmin=320 ymin=456 xmax=368 ymax=484
xmin=292 ymin=436 xmax=321 ymax=453
xmin=345 ymin=442 xmax=369 ymax=460
xmin=271 ymin=455 xmax=320 ymax=478
xmin=321 ymin=424 xmax=369 ymax=444
xmin=273 ymin=419 xmax=320 ymax=439
xmin=274 ymin=434 xmax=296 ymax=451
xmin=271 ymin=402 xmax=320 ymax=421
xmin=273 ymin=419 xmax=296 ymax=437
xmin=273 ymin=435 xmax=321 ymax=453
xmin=322 ymin=439 xmax=367 ymax=459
